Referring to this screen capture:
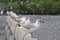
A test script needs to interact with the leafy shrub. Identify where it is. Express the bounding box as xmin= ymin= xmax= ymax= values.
xmin=0 ymin=0 xmax=60 ymax=15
